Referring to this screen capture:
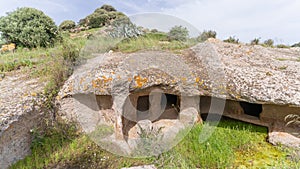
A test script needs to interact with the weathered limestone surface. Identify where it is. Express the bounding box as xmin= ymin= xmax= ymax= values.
xmin=0 ymin=71 xmax=47 ymax=168
xmin=58 ymin=39 xmax=300 ymax=152
xmin=59 ymin=39 xmax=300 ymax=106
